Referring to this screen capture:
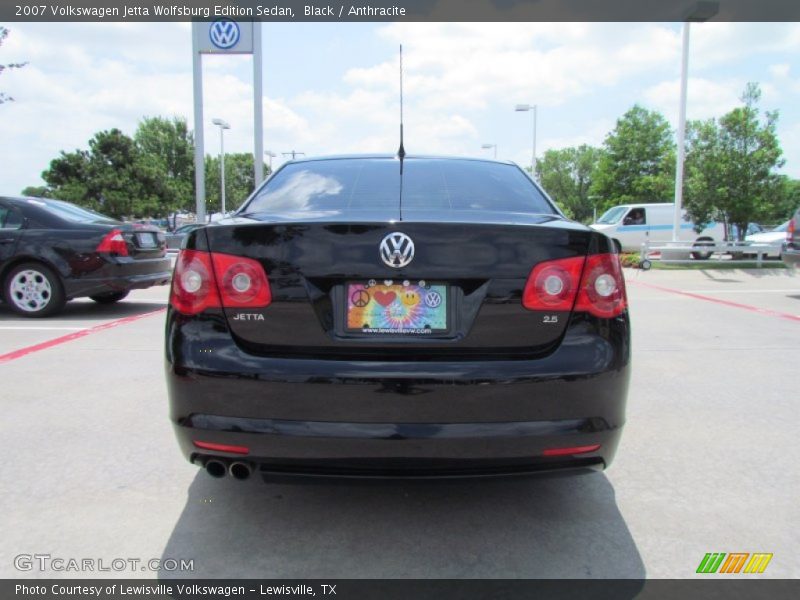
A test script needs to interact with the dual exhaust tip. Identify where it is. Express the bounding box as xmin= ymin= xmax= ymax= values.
xmin=205 ymin=459 xmax=253 ymax=481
